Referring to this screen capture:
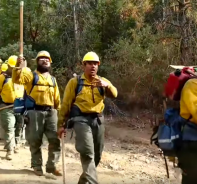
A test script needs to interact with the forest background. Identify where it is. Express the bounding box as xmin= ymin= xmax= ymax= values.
xmin=0 ymin=0 xmax=196 ymax=115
